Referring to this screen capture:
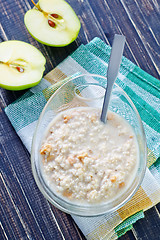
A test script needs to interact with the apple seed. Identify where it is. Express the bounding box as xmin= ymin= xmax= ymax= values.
xmin=16 ymin=66 xmax=24 ymax=73
xmin=48 ymin=20 xmax=56 ymax=28
xmin=51 ymin=13 xmax=59 ymax=18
